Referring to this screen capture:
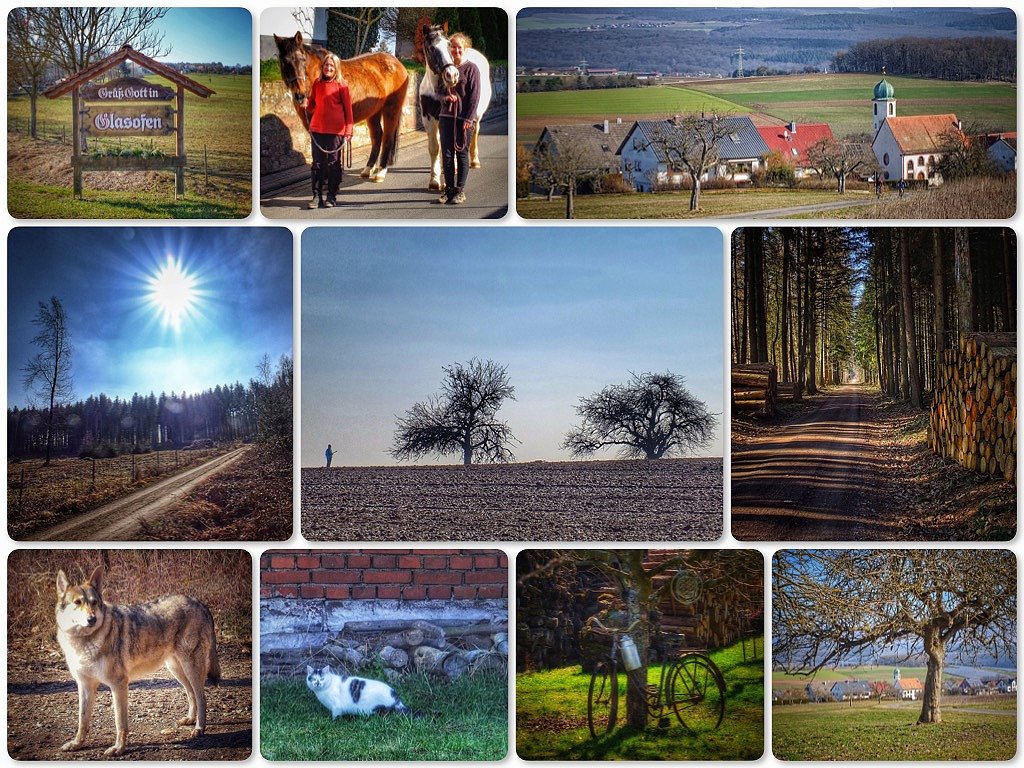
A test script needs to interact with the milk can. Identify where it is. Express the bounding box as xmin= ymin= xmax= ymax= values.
xmin=620 ymin=634 xmax=642 ymax=671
